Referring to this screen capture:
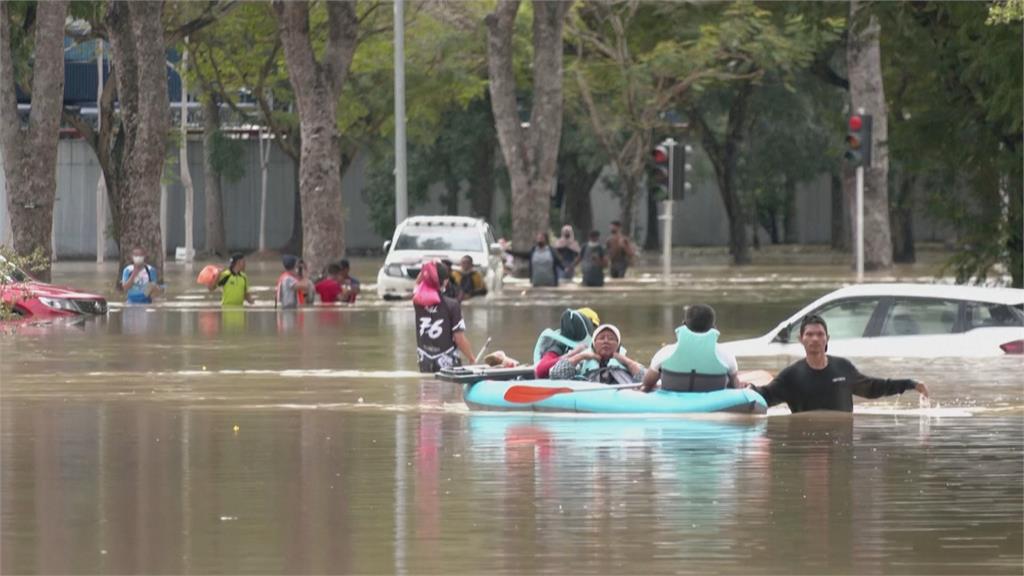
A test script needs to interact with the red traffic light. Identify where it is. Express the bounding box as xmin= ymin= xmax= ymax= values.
xmin=652 ymin=145 xmax=668 ymax=164
xmin=848 ymin=115 xmax=863 ymax=131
